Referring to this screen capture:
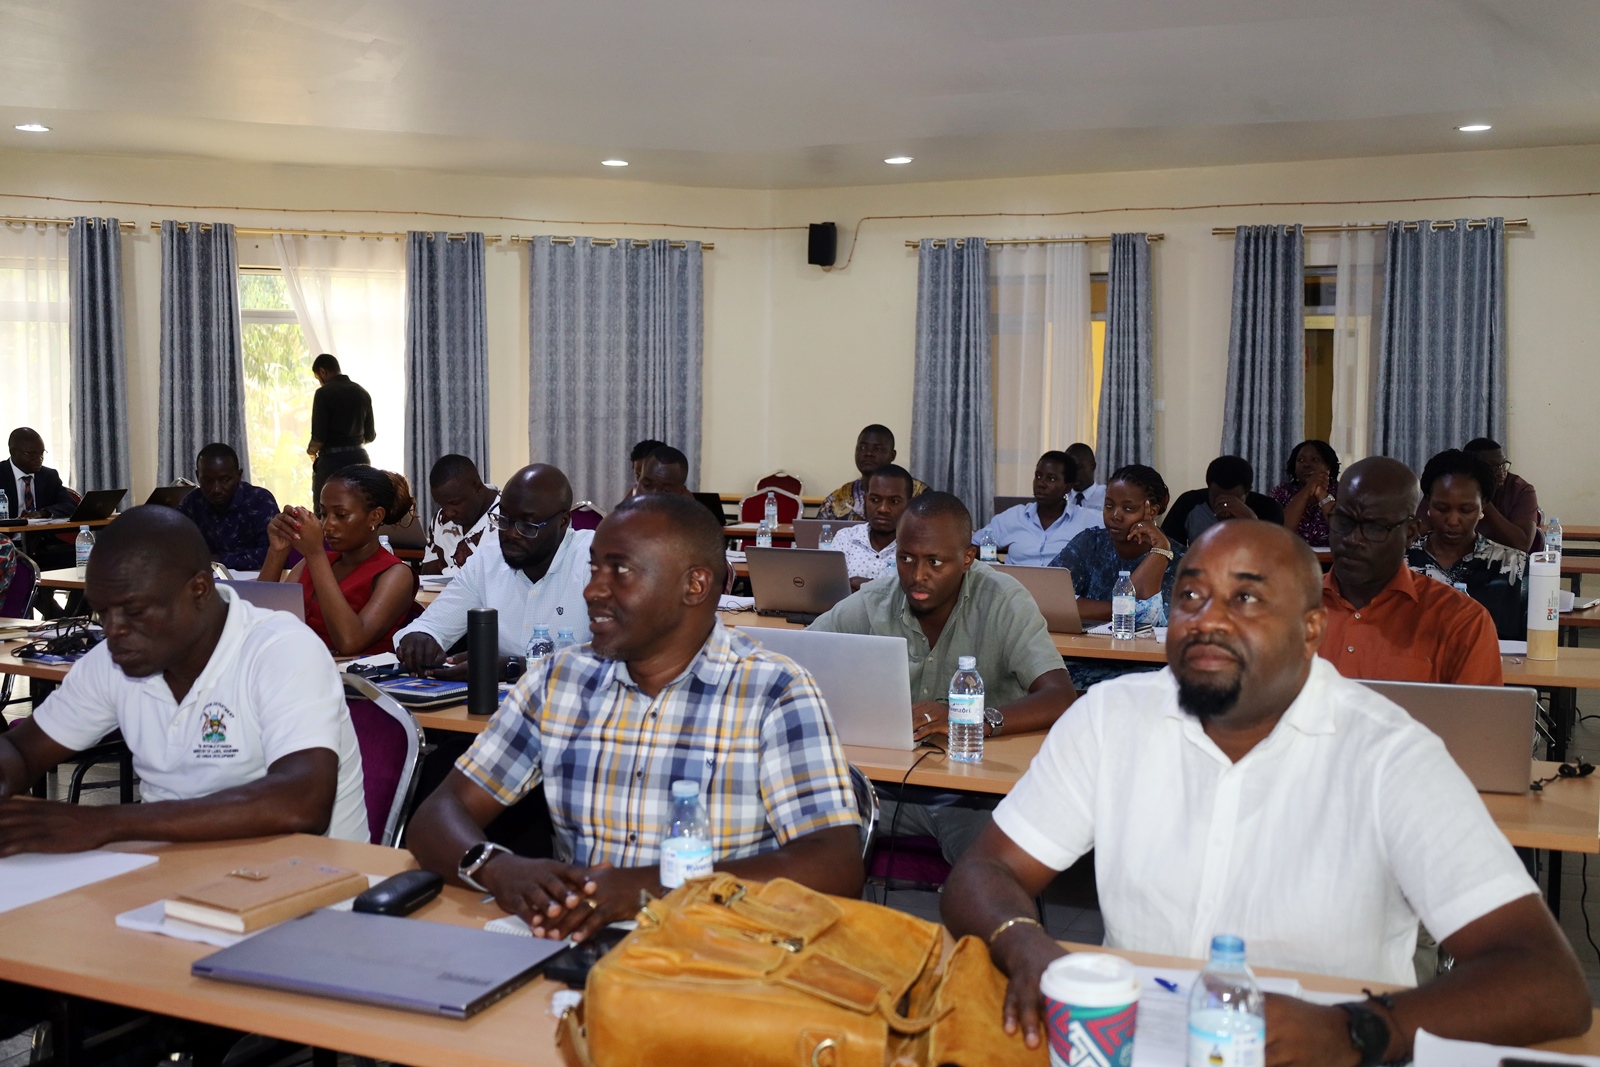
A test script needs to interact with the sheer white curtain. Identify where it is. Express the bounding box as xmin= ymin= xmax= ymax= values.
xmin=1307 ymin=227 xmax=1386 ymax=464
xmin=0 ymin=223 xmax=72 ymax=482
xmin=989 ymin=239 xmax=1092 ymax=495
xmin=273 ymin=234 xmax=407 ymax=473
